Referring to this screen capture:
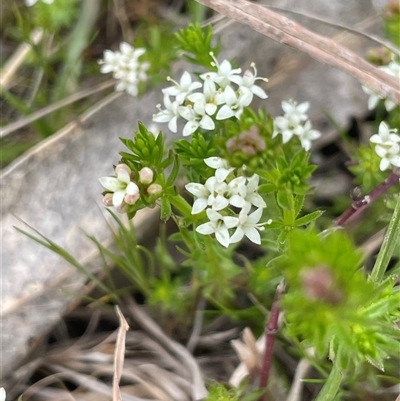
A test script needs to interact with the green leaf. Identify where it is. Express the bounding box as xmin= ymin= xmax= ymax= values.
xmin=160 ymin=196 xmax=172 ymax=221
xmin=166 ymin=154 xmax=180 ymax=186
xmin=294 ymin=210 xmax=324 ymax=227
